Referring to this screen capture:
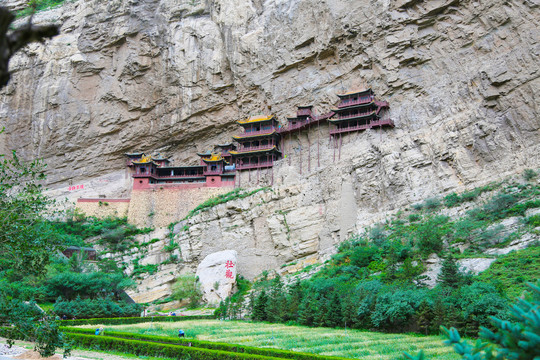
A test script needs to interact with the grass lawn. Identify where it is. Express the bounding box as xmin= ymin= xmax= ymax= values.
xmin=78 ymin=320 xmax=459 ymax=360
